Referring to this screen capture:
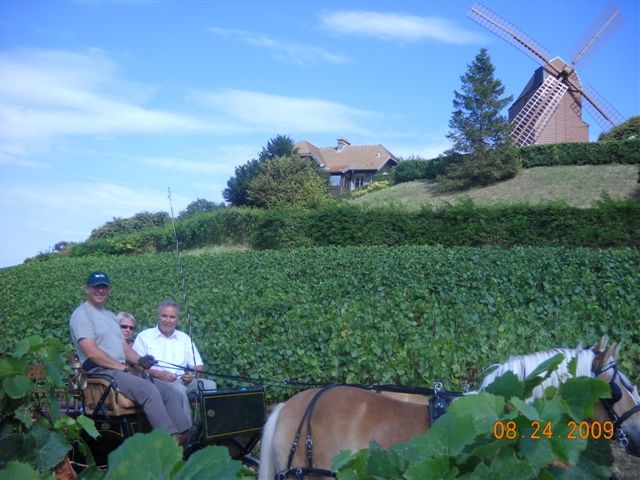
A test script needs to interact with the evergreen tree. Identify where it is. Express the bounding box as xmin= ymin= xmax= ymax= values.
xmin=446 ymin=48 xmax=513 ymax=154
xmin=441 ymin=48 xmax=520 ymax=190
